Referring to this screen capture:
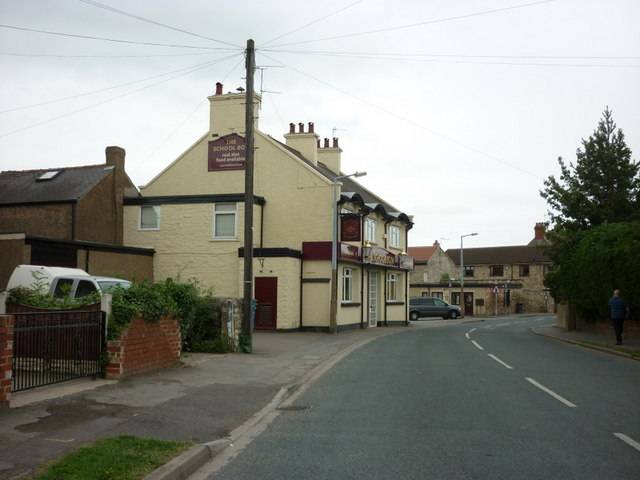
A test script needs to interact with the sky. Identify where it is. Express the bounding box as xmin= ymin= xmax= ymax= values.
xmin=1 ymin=0 xmax=638 ymax=250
